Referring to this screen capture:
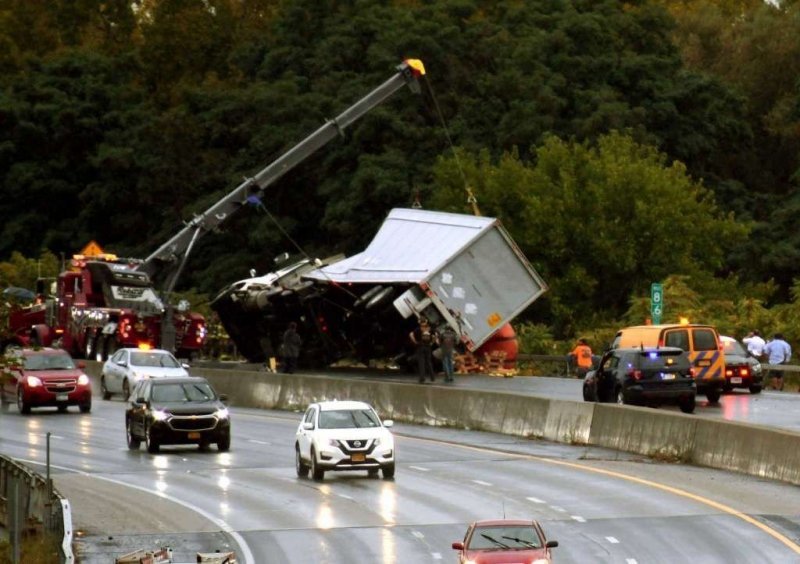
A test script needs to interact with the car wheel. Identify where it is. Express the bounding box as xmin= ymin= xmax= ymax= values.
xmin=79 ymin=399 xmax=91 ymax=413
xmin=198 ymin=441 xmax=211 ymax=451
xmin=705 ymin=390 xmax=721 ymax=404
xmin=368 ymin=468 xmax=380 ymax=478
xmin=57 ymin=404 xmax=68 ymax=413
xmin=126 ymin=418 xmax=141 ymax=450
xmin=122 ymin=379 xmax=130 ymax=400
xmin=615 ymin=387 xmax=625 ymax=405
xmin=583 ymin=383 xmax=597 ymax=402
xmin=145 ymin=424 xmax=160 ymax=454
xmin=217 ymin=432 xmax=231 ymax=452
xmin=749 ymin=385 xmax=762 ymax=394
xmin=295 ymin=445 xmax=309 ymax=478
xmin=382 ymin=463 xmax=395 ymax=479
xmin=310 ymin=448 xmax=324 ymax=481
xmin=679 ymin=396 xmax=696 ymax=414
xmin=101 ymin=376 xmax=112 ymax=400
xmin=0 ymin=392 xmax=8 ymax=411
xmin=17 ymin=387 xmax=30 ymax=414
xmin=722 ymin=385 xmax=733 ymax=393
